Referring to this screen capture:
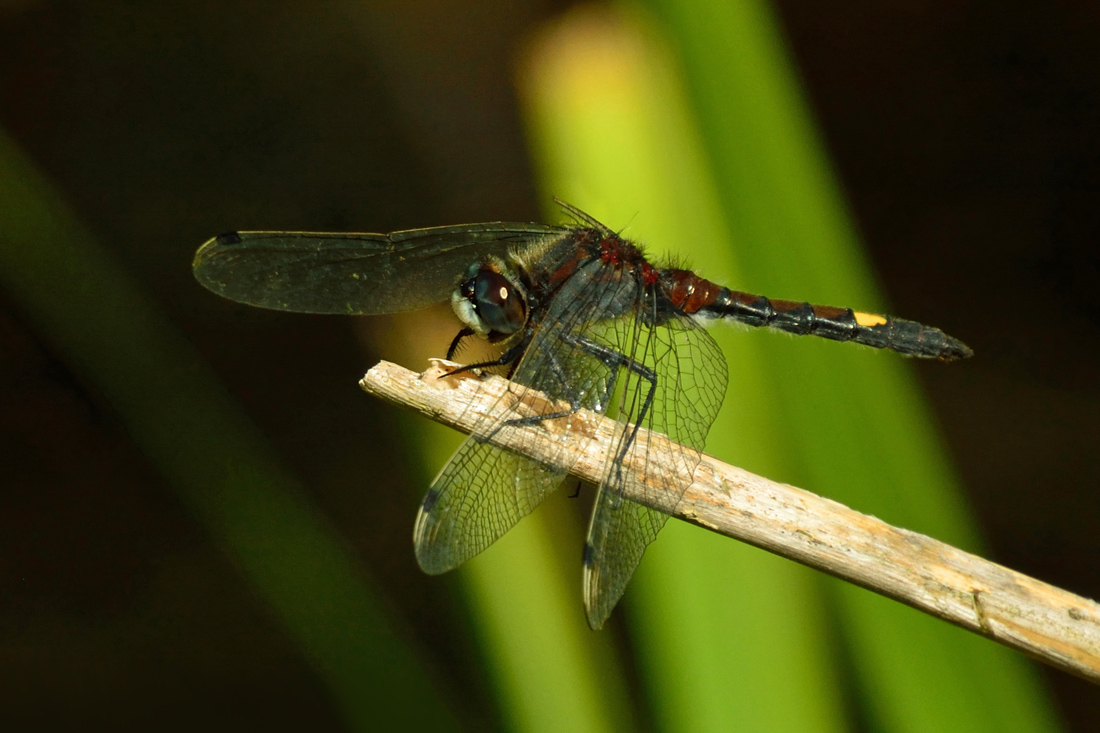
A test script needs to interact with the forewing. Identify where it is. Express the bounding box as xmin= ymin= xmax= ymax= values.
xmin=413 ymin=259 xmax=638 ymax=573
xmin=582 ymin=295 xmax=728 ymax=629
xmin=193 ymin=223 xmax=567 ymax=314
